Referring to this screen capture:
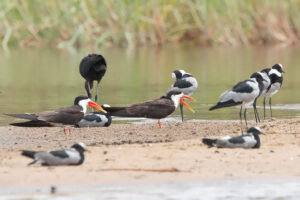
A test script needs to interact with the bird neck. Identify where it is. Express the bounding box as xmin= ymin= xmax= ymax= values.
xmin=252 ymin=133 xmax=261 ymax=148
